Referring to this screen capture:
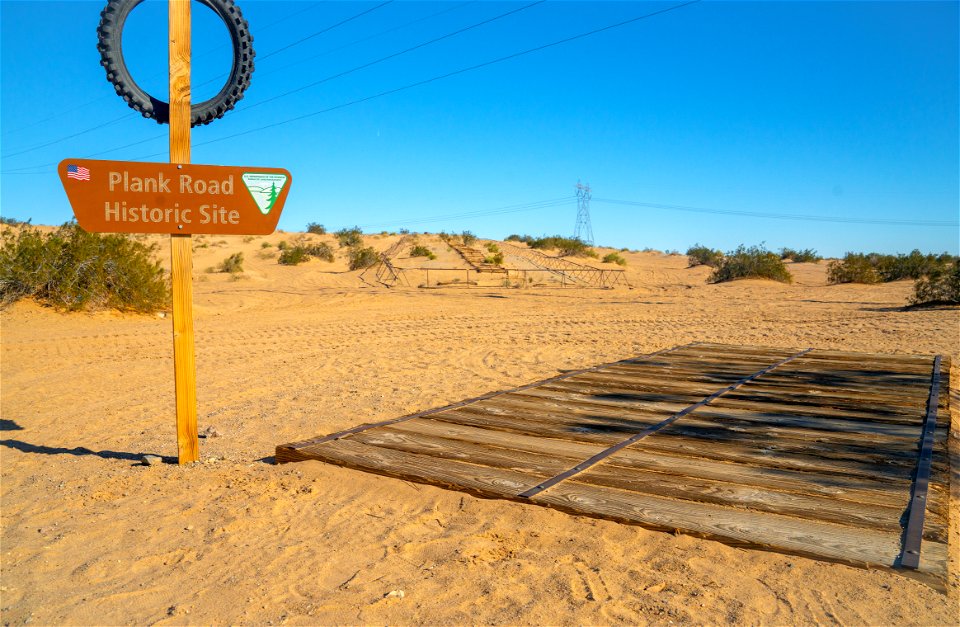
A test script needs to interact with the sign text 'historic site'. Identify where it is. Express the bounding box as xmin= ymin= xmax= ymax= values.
xmin=59 ymin=159 xmax=292 ymax=235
